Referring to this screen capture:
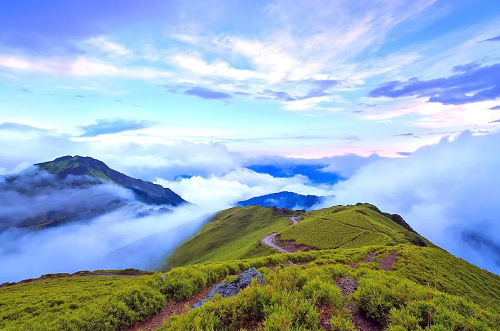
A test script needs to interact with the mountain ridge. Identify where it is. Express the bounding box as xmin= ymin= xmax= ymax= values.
xmin=36 ymin=155 xmax=185 ymax=206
